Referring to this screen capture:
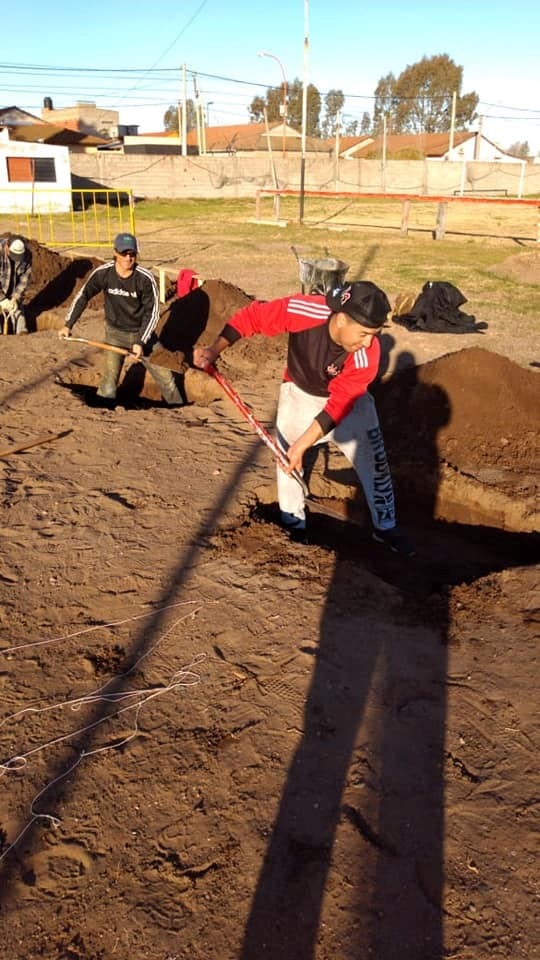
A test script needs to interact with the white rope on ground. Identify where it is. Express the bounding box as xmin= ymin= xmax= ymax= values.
xmin=0 ymin=659 xmax=204 ymax=774
xmin=0 ymin=604 xmax=210 ymax=861
xmin=0 ymin=597 xmax=205 ymax=655
xmin=1 ymin=607 xmax=205 ymax=772
xmin=0 ymin=662 xmax=203 ymax=862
